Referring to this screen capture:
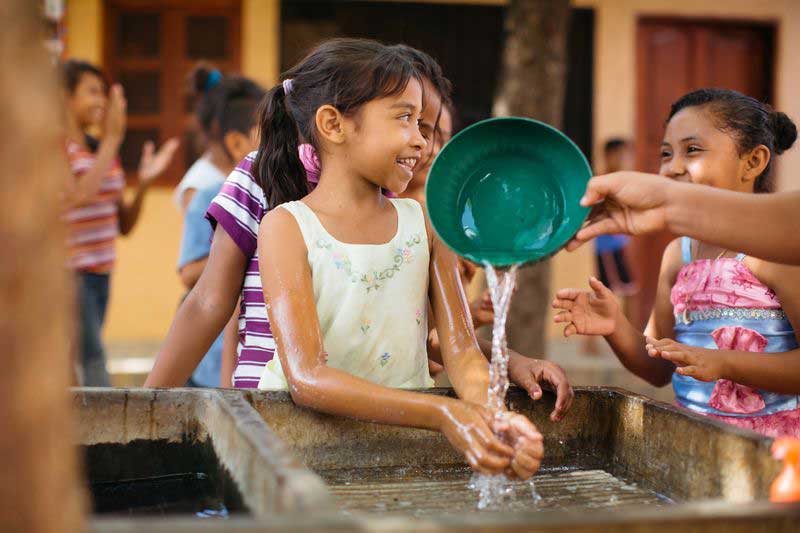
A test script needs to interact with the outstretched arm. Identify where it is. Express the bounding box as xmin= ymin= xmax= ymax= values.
xmin=570 ymin=172 xmax=800 ymax=265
